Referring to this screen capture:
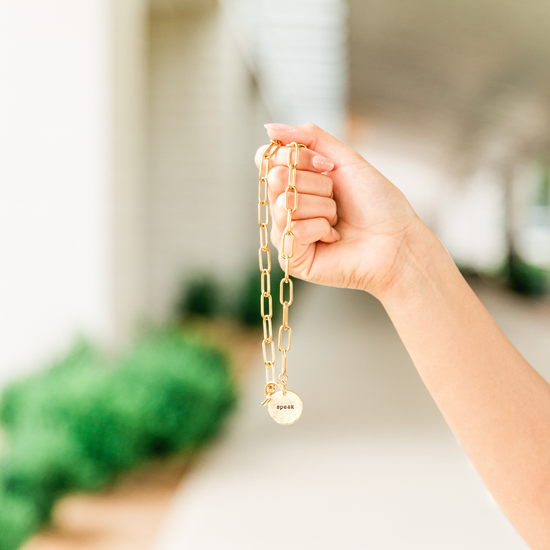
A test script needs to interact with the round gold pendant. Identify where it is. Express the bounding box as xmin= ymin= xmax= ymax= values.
xmin=267 ymin=390 xmax=303 ymax=425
